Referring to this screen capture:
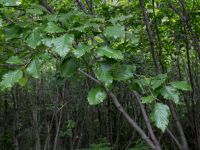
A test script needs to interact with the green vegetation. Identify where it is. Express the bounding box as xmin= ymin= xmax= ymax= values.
xmin=0 ymin=0 xmax=199 ymax=149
